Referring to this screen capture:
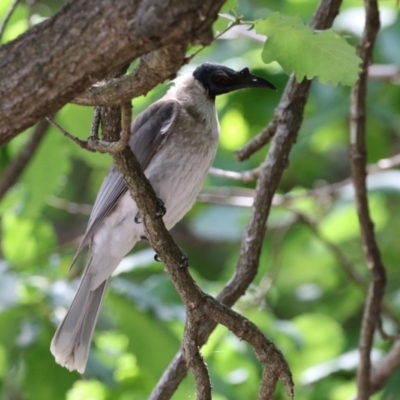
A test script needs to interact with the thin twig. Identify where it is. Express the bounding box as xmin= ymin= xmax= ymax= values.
xmin=47 ymin=196 xmax=92 ymax=215
xmin=375 ymin=318 xmax=400 ymax=341
xmin=0 ymin=118 xmax=49 ymax=200
xmin=186 ymin=14 xmax=242 ymax=61
xmin=235 ymin=120 xmax=277 ymax=162
xmin=46 ymin=117 xmax=92 ymax=150
xmin=208 ymin=165 xmax=261 ymax=182
xmin=350 ymin=1 xmax=385 ymax=399
xmin=45 ymin=145 xmax=400 ymax=216
xmin=369 ymin=339 xmax=400 ymax=393
xmin=201 ymin=151 xmax=400 ymax=208
xmin=0 ymin=0 xmax=19 ymax=43
xmin=368 ymin=64 xmax=400 ymax=83
xmin=47 ymin=107 xmax=132 ymax=154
